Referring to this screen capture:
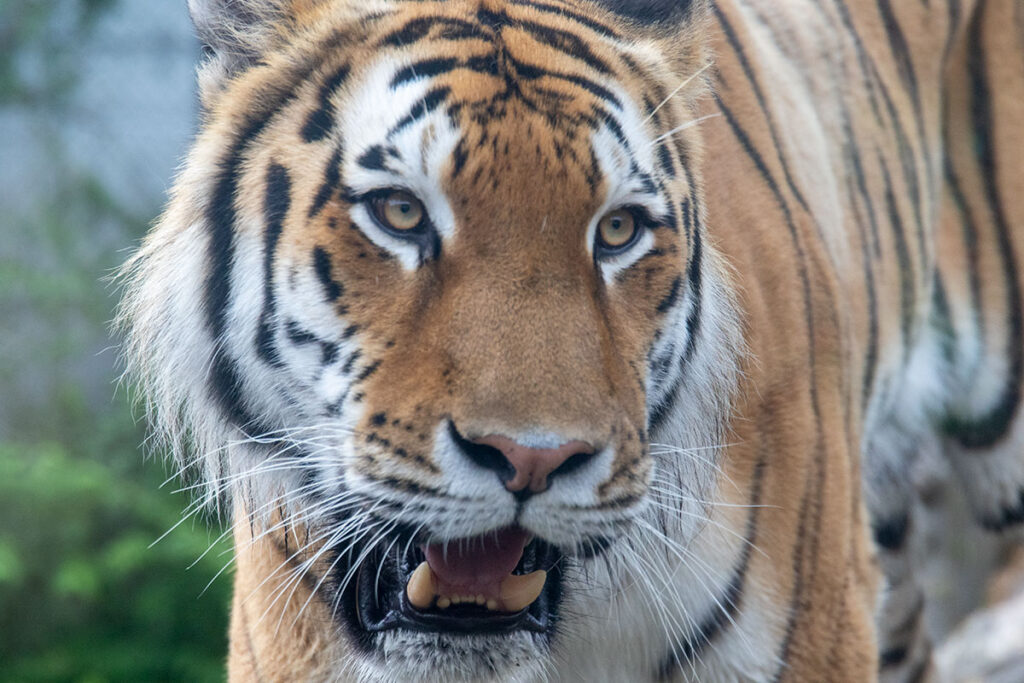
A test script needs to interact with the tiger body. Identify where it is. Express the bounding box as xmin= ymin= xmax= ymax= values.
xmin=119 ymin=0 xmax=1024 ymax=680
